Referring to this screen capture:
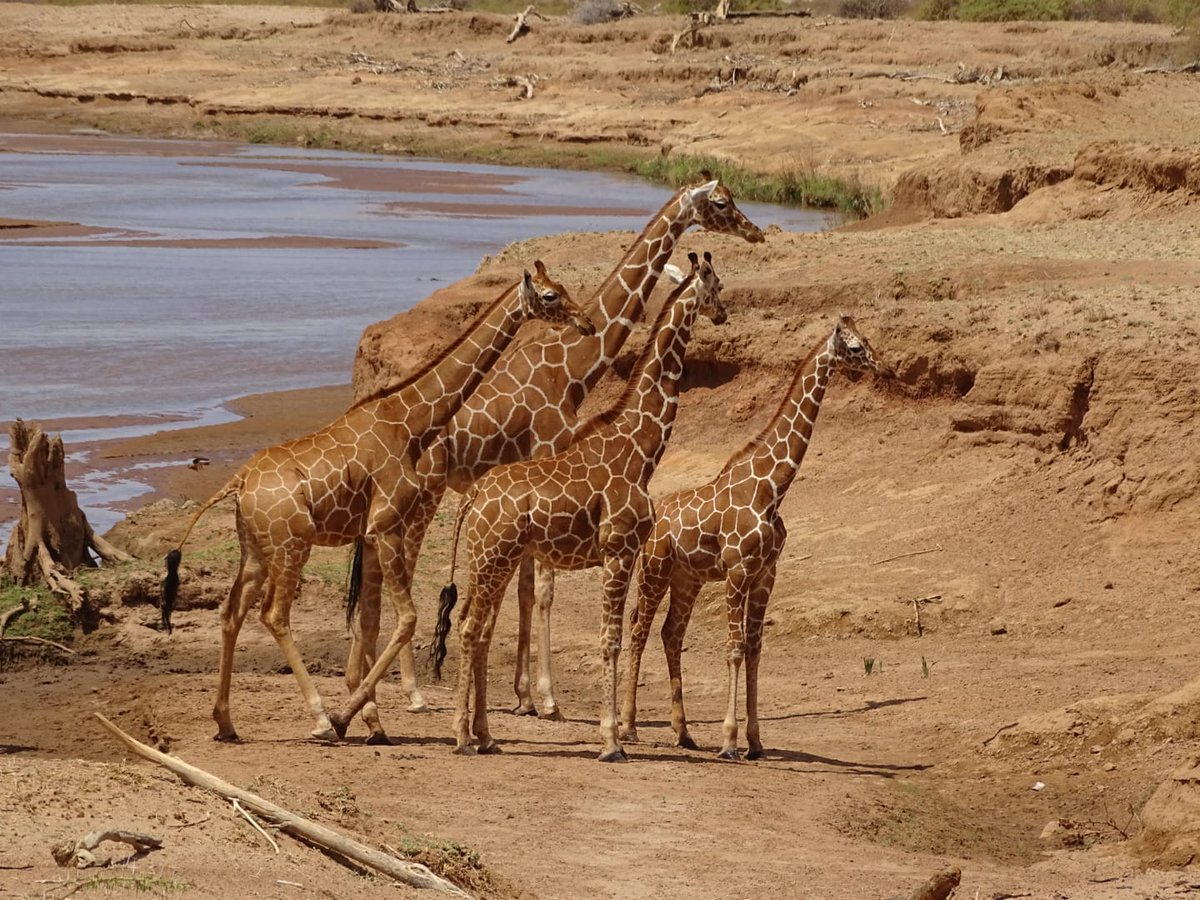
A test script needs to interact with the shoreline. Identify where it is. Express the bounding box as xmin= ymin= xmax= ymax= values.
xmin=0 ymin=383 xmax=353 ymax=539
